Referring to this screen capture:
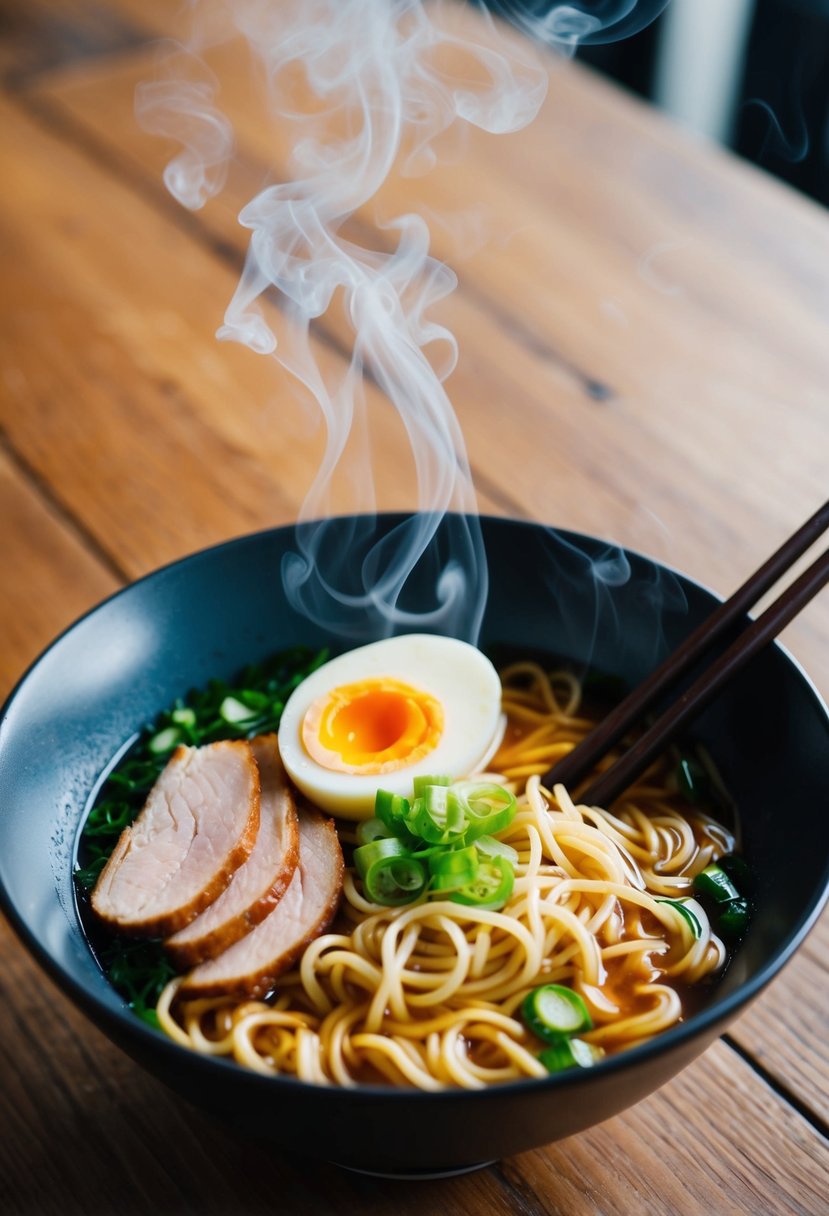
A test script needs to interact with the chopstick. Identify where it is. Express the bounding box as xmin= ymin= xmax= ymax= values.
xmin=543 ymin=499 xmax=829 ymax=807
